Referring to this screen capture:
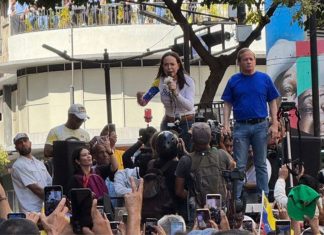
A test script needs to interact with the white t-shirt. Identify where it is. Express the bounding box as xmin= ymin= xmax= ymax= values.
xmin=11 ymin=156 xmax=52 ymax=212
xmin=45 ymin=124 xmax=90 ymax=145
